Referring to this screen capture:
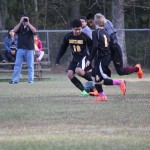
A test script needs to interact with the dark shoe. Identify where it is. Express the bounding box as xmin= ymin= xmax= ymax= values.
xmin=2 ymin=60 xmax=6 ymax=63
xmin=9 ymin=81 xmax=18 ymax=84
xmin=28 ymin=81 xmax=33 ymax=84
